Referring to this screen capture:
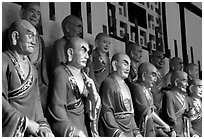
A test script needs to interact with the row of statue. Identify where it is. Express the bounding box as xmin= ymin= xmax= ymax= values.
xmin=2 ymin=2 xmax=202 ymax=137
